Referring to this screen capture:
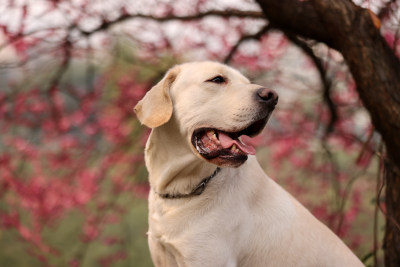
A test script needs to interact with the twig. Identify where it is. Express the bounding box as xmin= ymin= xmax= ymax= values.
xmin=373 ymin=140 xmax=384 ymax=267
xmin=47 ymin=40 xmax=72 ymax=92
xmin=356 ymin=126 xmax=374 ymax=164
xmin=380 ymin=161 xmax=400 ymax=231
xmin=47 ymin=38 xmax=72 ymax=132
xmin=0 ymin=27 xmax=64 ymax=51
xmin=320 ymin=140 xmax=341 ymax=209
xmin=285 ymin=34 xmax=337 ymax=135
xmin=224 ymin=24 xmax=271 ymax=64
xmin=335 ymin=169 xmax=366 ymax=235
xmin=377 ymin=0 xmax=397 ymax=19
